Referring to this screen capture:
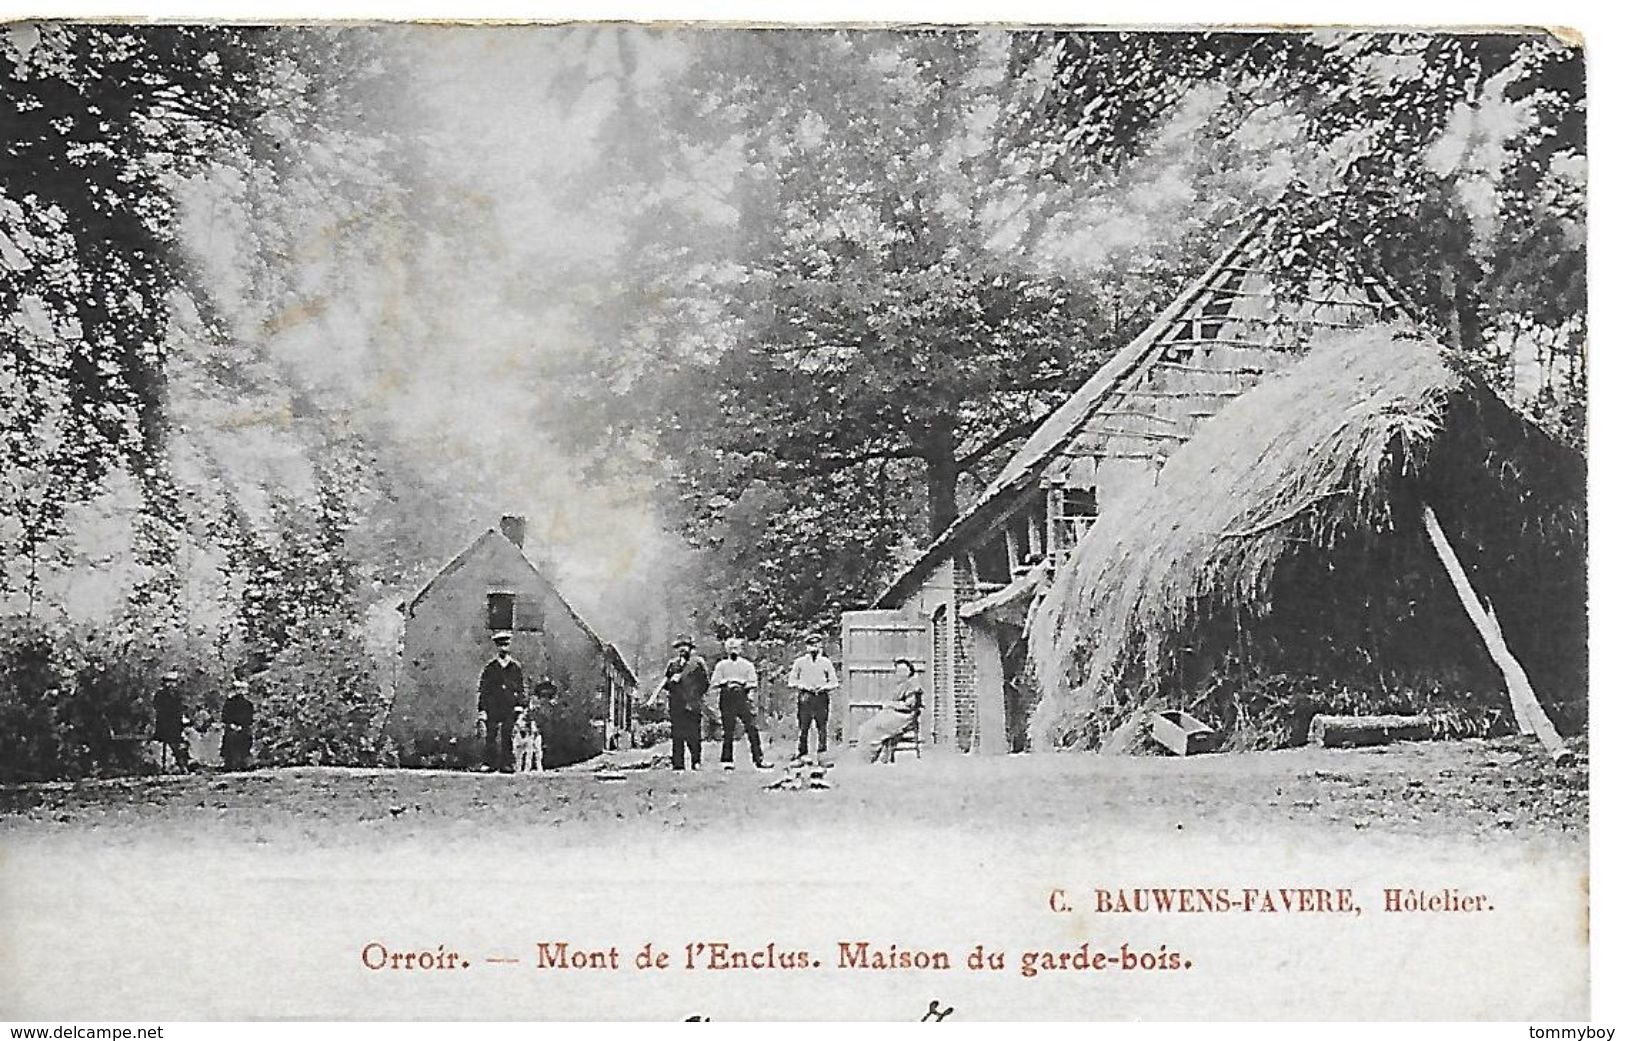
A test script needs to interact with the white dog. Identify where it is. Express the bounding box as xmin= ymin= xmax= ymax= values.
xmin=515 ymin=708 xmax=544 ymax=772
